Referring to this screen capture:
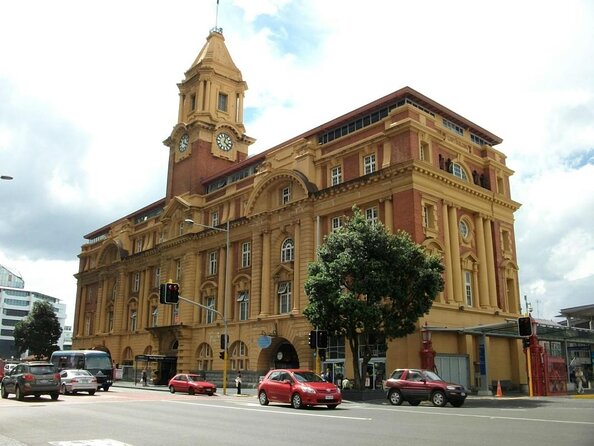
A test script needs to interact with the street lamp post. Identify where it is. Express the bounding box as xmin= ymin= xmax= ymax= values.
xmin=185 ymin=218 xmax=231 ymax=395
